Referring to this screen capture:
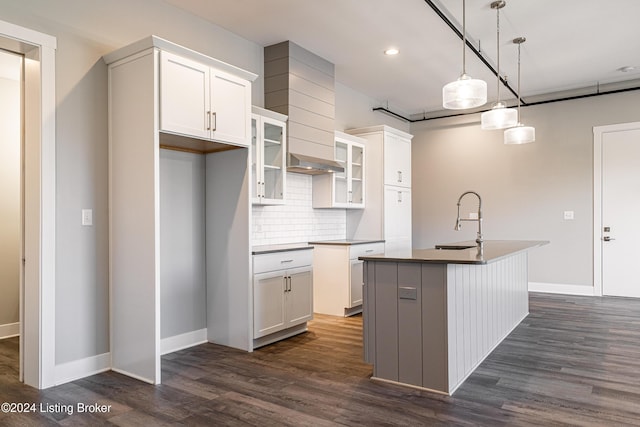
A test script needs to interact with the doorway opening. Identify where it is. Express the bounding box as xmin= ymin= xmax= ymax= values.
xmin=0 ymin=20 xmax=57 ymax=389
xmin=0 ymin=48 xmax=22 ymax=380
